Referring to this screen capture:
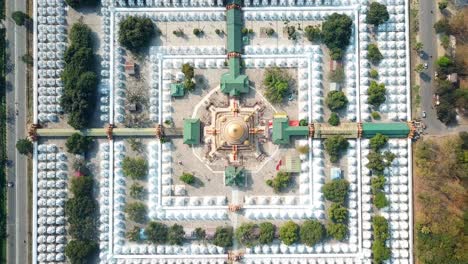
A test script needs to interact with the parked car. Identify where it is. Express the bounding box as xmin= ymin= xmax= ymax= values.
xmin=7 ymin=182 xmax=14 ymax=188
xmin=422 ymin=111 xmax=426 ymax=118
xmin=424 ymin=63 xmax=428 ymax=69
